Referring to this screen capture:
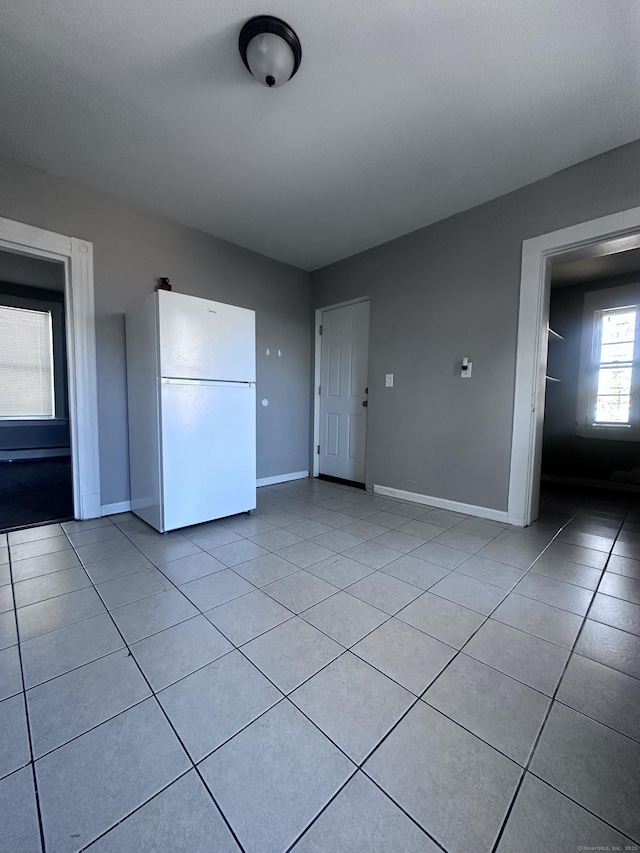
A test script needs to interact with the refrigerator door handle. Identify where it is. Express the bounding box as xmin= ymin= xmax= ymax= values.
xmin=161 ymin=378 xmax=255 ymax=387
